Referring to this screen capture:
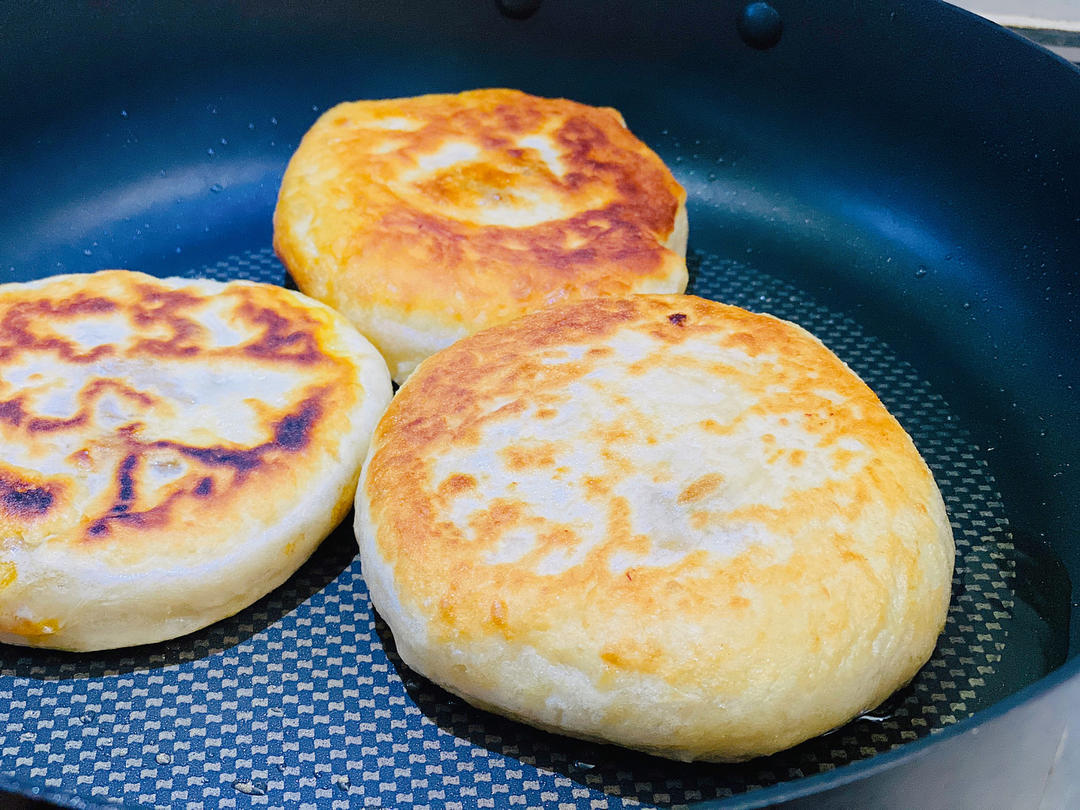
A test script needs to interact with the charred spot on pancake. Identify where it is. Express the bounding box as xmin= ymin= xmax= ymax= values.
xmin=83 ymin=393 xmax=328 ymax=539
xmin=129 ymin=286 xmax=206 ymax=357
xmin=131 ymin=286 xmax=202 ymax=321
xmin=28 ymin=413 xmax=87 ymax=433
xmin=85 ymin=454 xmax=139 ymax=536
xmin=55 ymin=295 xmax=116 ymax=317
xmin=84 ymin=491 xmax=186 ymax=539
xmin=17 ymin=380 xmax=156 ymax=438
xmin=24 ymin=380 xmax=154 ymax=435
xmin=0 ymin=295 xmax=118 ymax=364
xmin=1 ymin=485 xmax=53 ymax=515
xmin=240 ymin=302 xmax=322 ymax=364
xmin=116 ymin=454 xmax=138 ymax=503
xmin=273 ymin=398 xmax=321 ymax=451
xmin=0 ymin=476 xmax=55 ymax=519
xmin=171 ymin=445 xmax=262 ymax=474
xmin=0 ymin=399 xmax=25 ymax=427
